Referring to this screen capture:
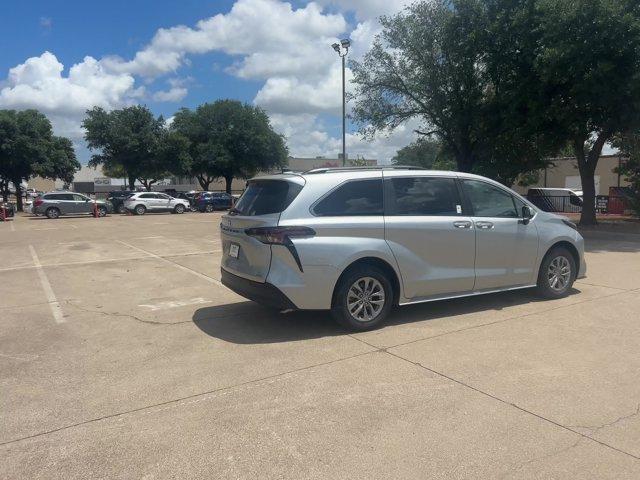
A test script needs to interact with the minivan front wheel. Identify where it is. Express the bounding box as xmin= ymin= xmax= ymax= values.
xmin=536 ymin=247 xmax=576 ymax=299
xmin=332 ymin=266 xmax=393 ymax=331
